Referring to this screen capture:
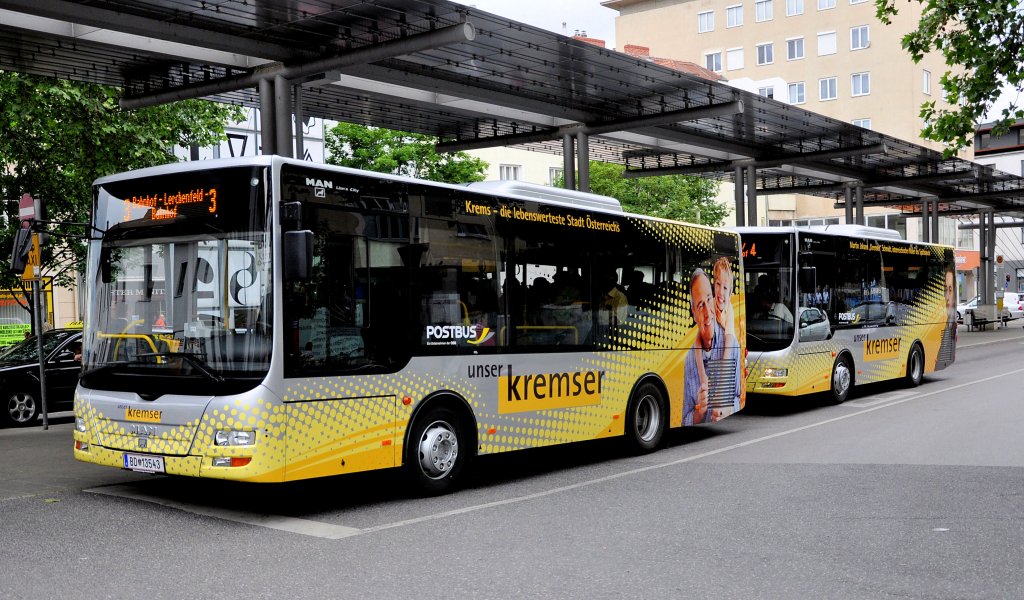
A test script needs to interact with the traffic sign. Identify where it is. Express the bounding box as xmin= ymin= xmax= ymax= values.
xmin=21 ymin=234 xmax=40 ymax=281
xmin=18 ymin=193 xmax=34 ymax=225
